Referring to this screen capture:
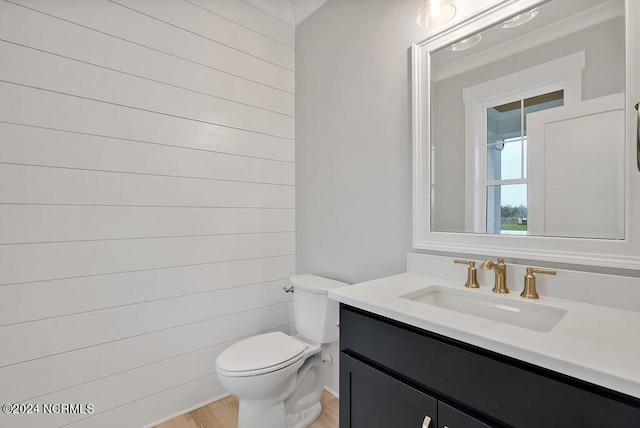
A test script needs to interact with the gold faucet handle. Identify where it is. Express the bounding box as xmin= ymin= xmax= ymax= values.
xmin=521 ymin=267 xmax=556 ymax=299
xmin=453 ymin=259 xmax=480 ymax=288
xmin=531 ymin=267 xmax=556 ymax=276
